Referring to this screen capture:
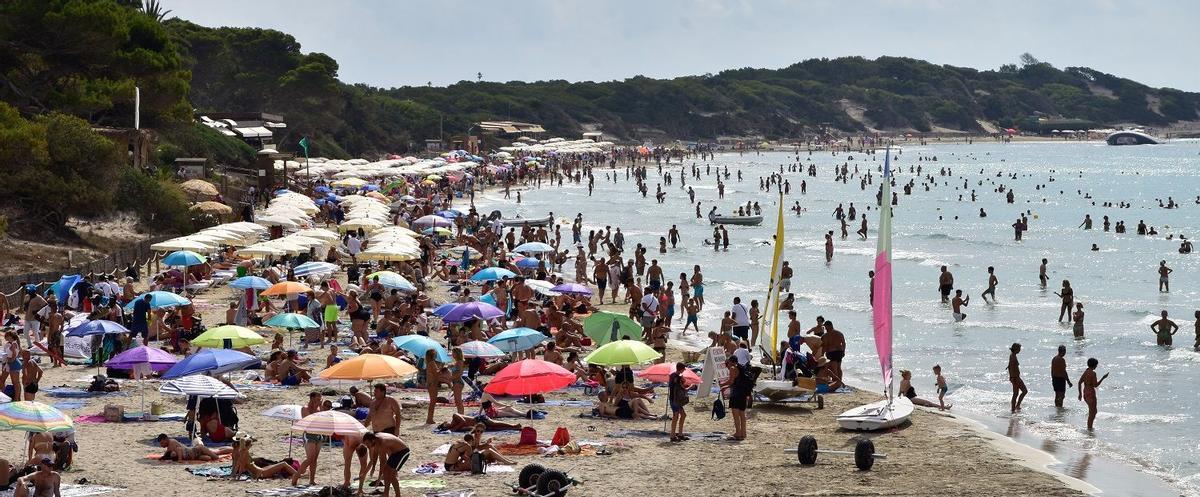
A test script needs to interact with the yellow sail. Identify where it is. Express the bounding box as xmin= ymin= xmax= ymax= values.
xmin=762 ymin=190 xmax=786 ymax=362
